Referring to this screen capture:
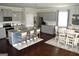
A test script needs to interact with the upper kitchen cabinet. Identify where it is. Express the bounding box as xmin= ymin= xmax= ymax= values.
xmin=2 ymin=9 xmax=12 ymax=17
xmin=12 ymin=11 xmax=23 ymax=21
xmin=0 ymin=10 xmax=3 ymax=22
